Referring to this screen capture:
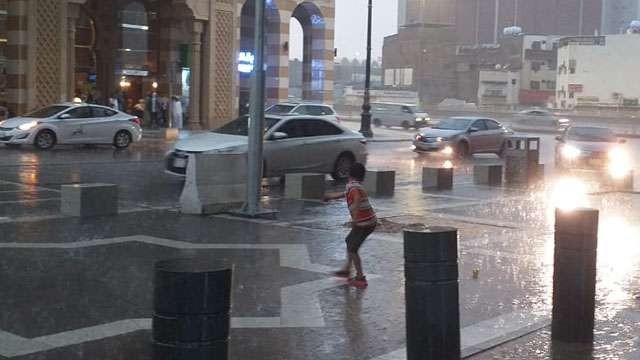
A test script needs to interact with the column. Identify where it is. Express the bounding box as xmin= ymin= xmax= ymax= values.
xmin=6 ymin=0 xmax=30 ymax=115
xmin=187 ymin=20 xmax=203 ymax=130
xmin=66 ymin=3 xmax=80 ymax=101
